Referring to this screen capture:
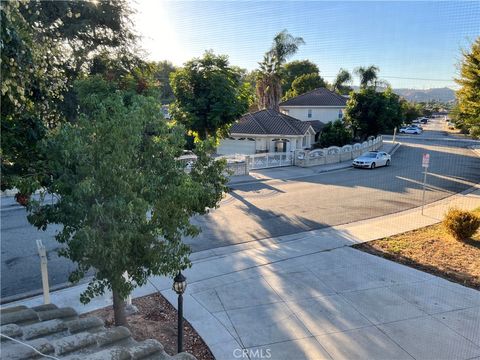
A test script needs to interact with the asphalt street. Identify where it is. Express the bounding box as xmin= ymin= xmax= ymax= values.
xmin=1 ymin=119 xmax=479 ymax=300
